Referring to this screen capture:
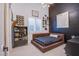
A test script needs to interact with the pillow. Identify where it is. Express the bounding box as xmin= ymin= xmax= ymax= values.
xmin=49 ymin=34 xmax=58 ymax=38
xmin=71 ymin=35 xmax=75 ymax=39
